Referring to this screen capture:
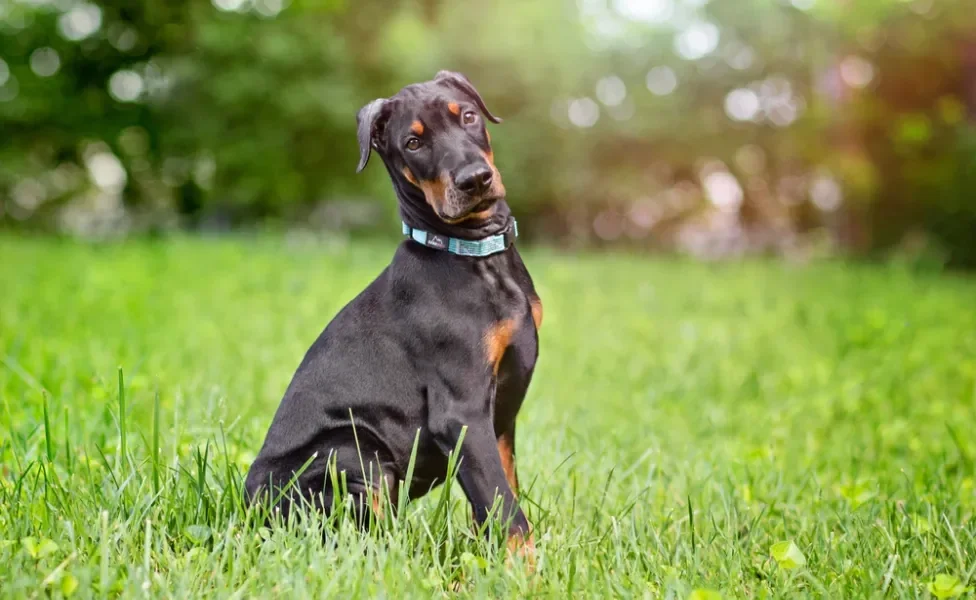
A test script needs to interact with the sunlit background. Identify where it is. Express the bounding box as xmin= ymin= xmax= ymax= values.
xmin=1 ymin=0 xmax=974 ymax=267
